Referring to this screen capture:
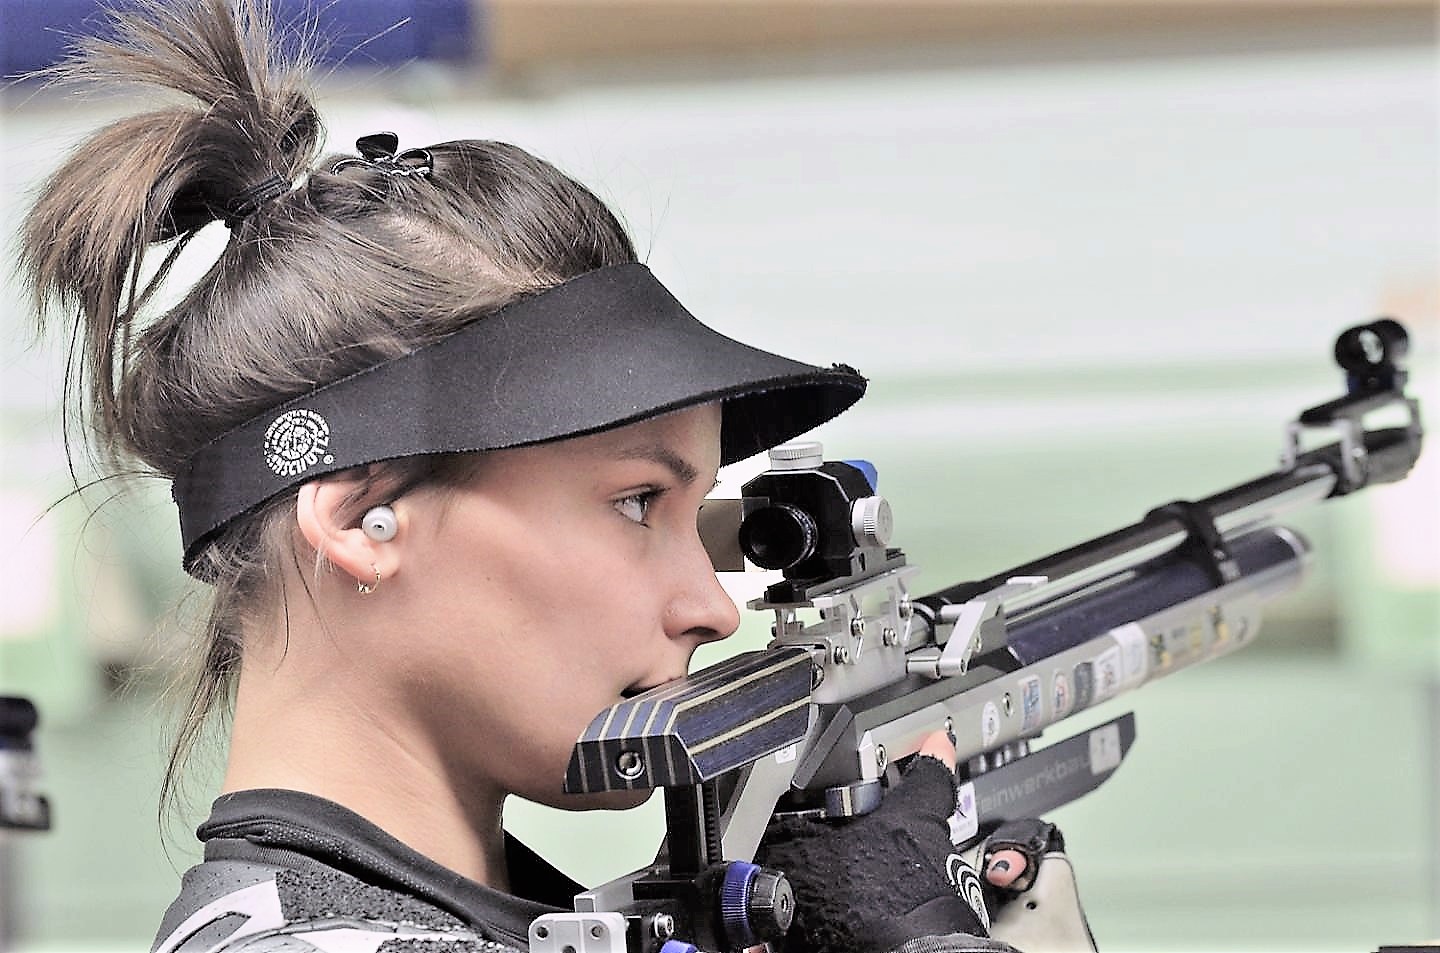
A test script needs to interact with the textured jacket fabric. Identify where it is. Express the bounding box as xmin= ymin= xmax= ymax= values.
xmin=152 ymin=788 xmax=1018 ymax=953
xmin=152 ymin=789 xmax=573 ymax=952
